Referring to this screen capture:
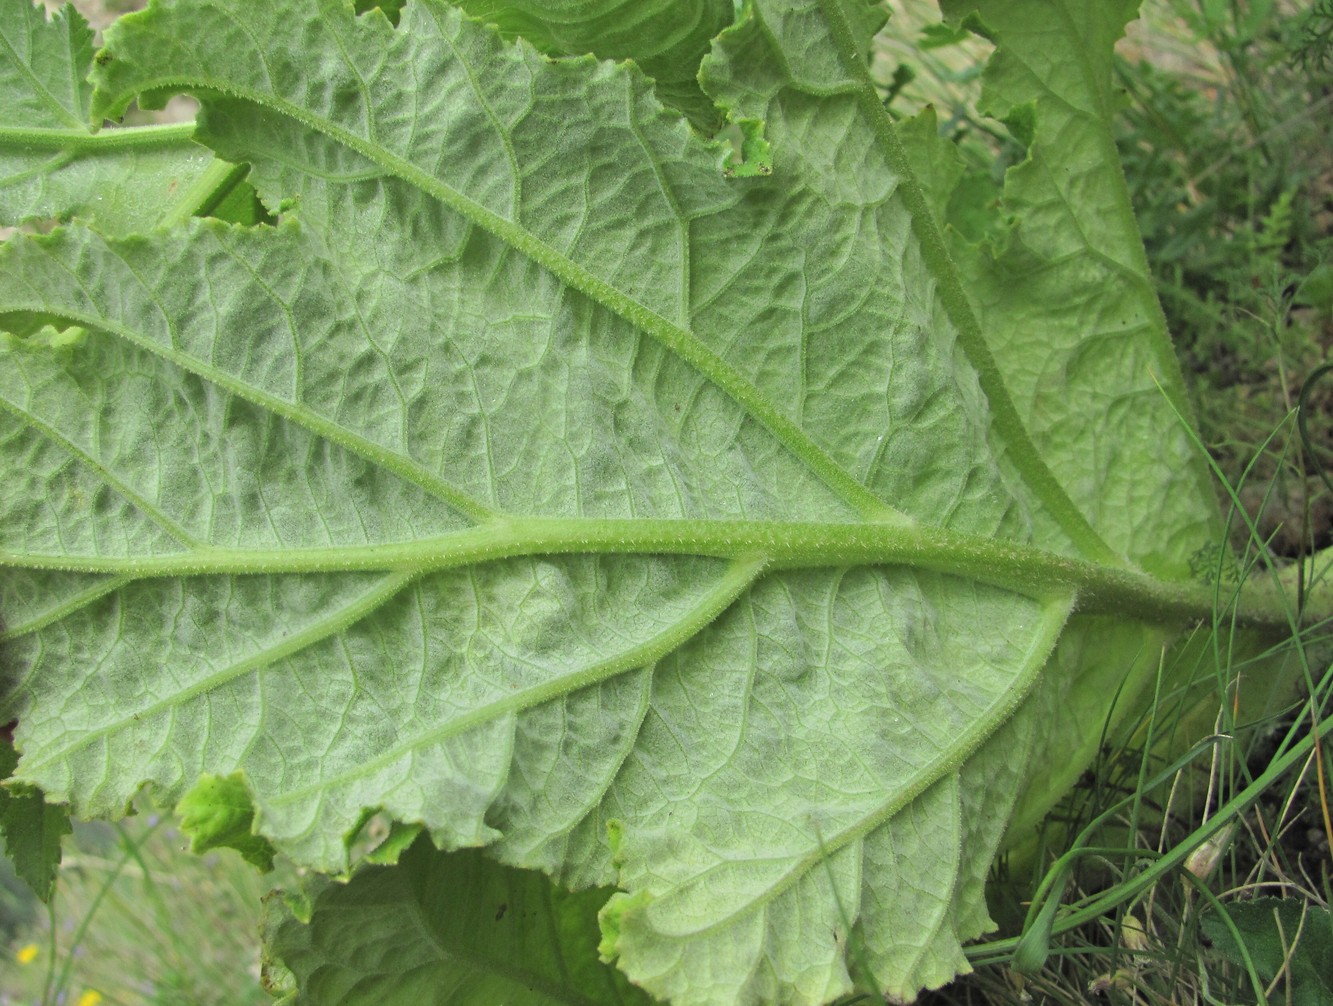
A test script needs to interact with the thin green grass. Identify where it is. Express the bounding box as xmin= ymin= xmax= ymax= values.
xmin=0 ymin=806 xmax=291 ymax=1006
